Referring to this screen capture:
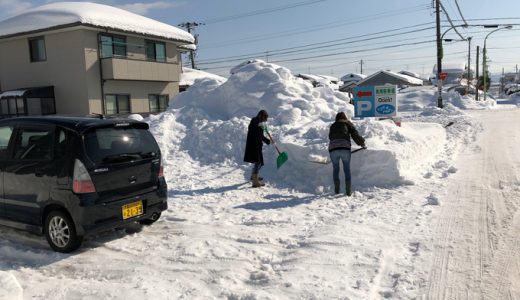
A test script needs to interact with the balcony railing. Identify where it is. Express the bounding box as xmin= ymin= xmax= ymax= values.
xmin=101 ymin=57 xmax=179 ymax=82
